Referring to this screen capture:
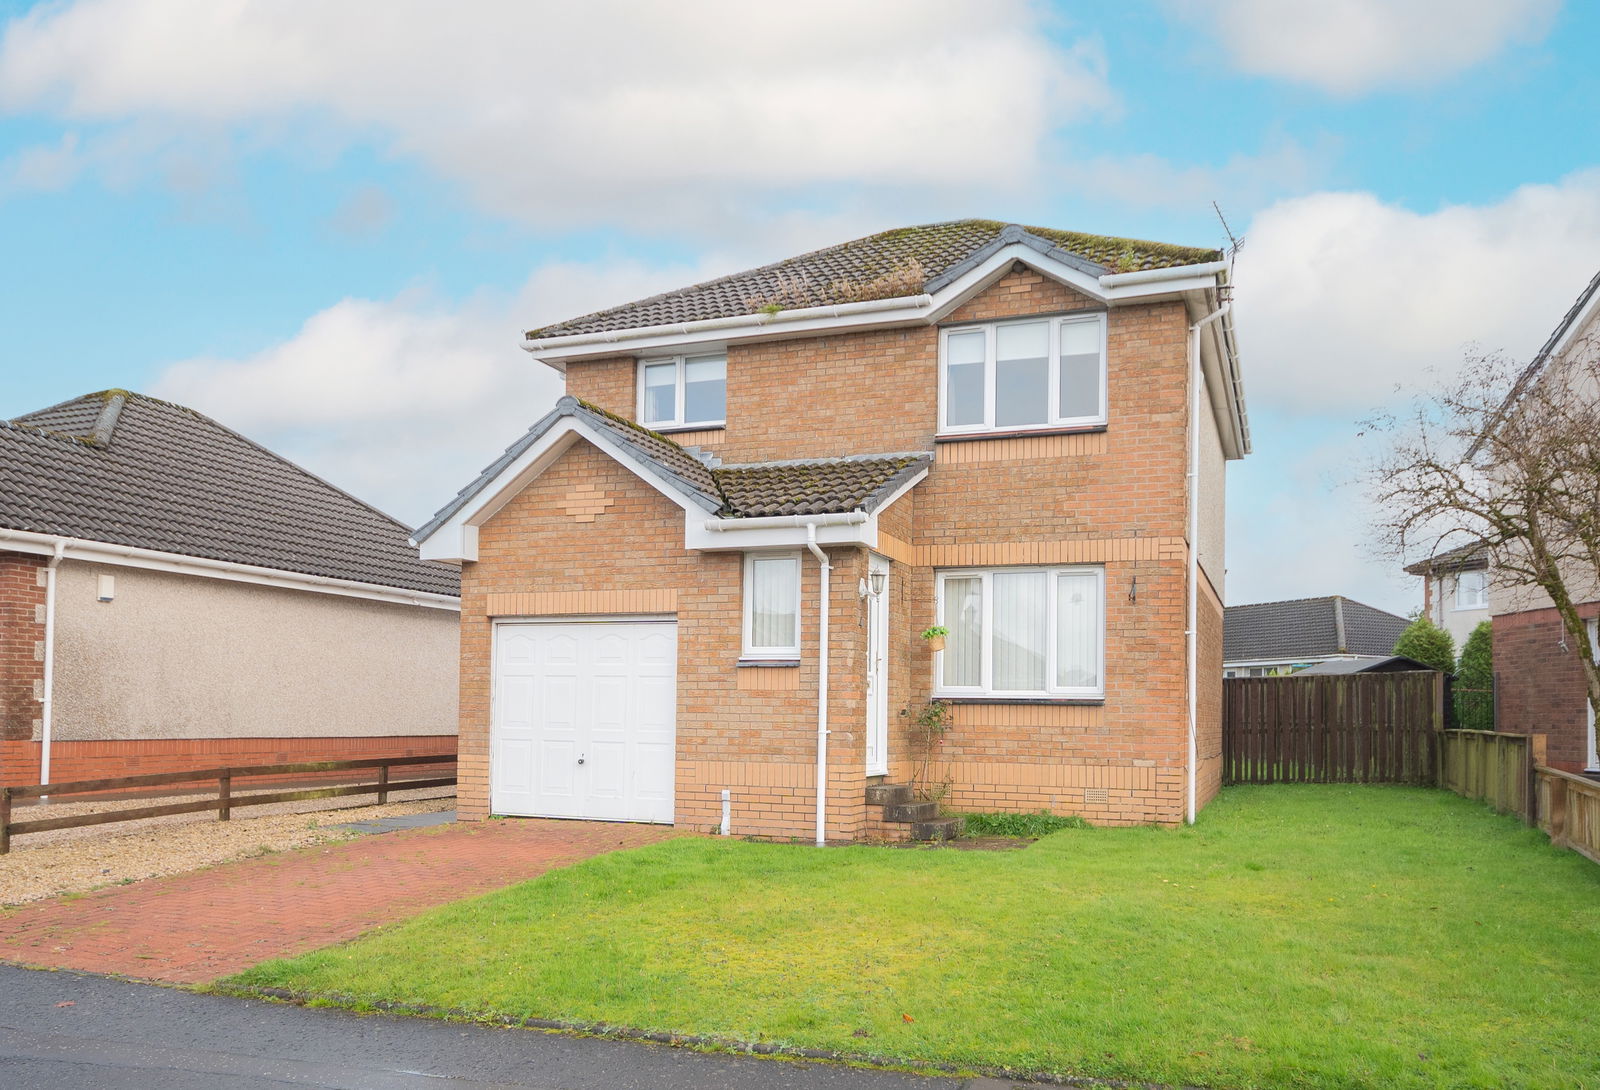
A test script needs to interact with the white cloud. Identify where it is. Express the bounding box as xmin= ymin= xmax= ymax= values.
xmin=1066 ymin=135 xmax=1335 ymax=214
xmin=150 ymin=257 xmax=723 ymax=526
xmin=0 ymin=0 xmax=1112 ymax=234
xmin=1236 ymin=170 xmax=1600 ymax=414
xmin=1172 ymin=0 xmax=1560 ymax=95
